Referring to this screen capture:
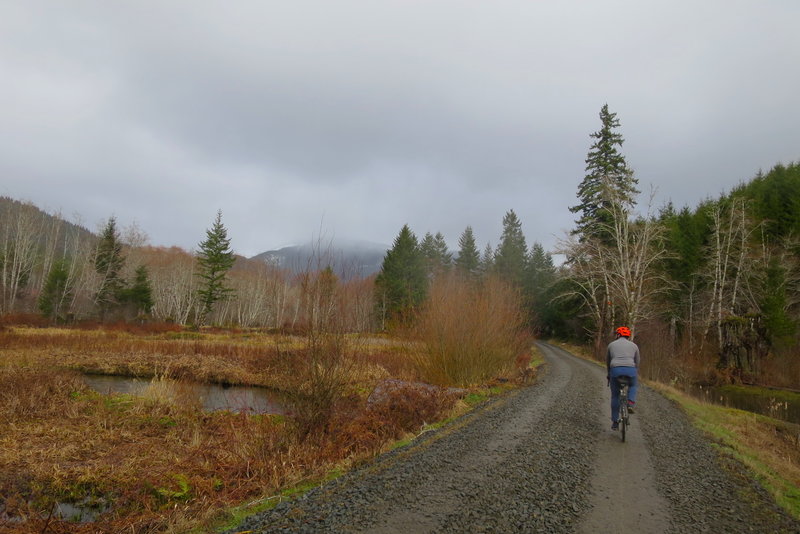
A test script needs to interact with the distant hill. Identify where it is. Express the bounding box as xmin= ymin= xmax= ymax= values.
xmin=0 ymin=196 xmax=95 ymax=253
xmin=250 ymin=240 xmax=388 ymax=277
